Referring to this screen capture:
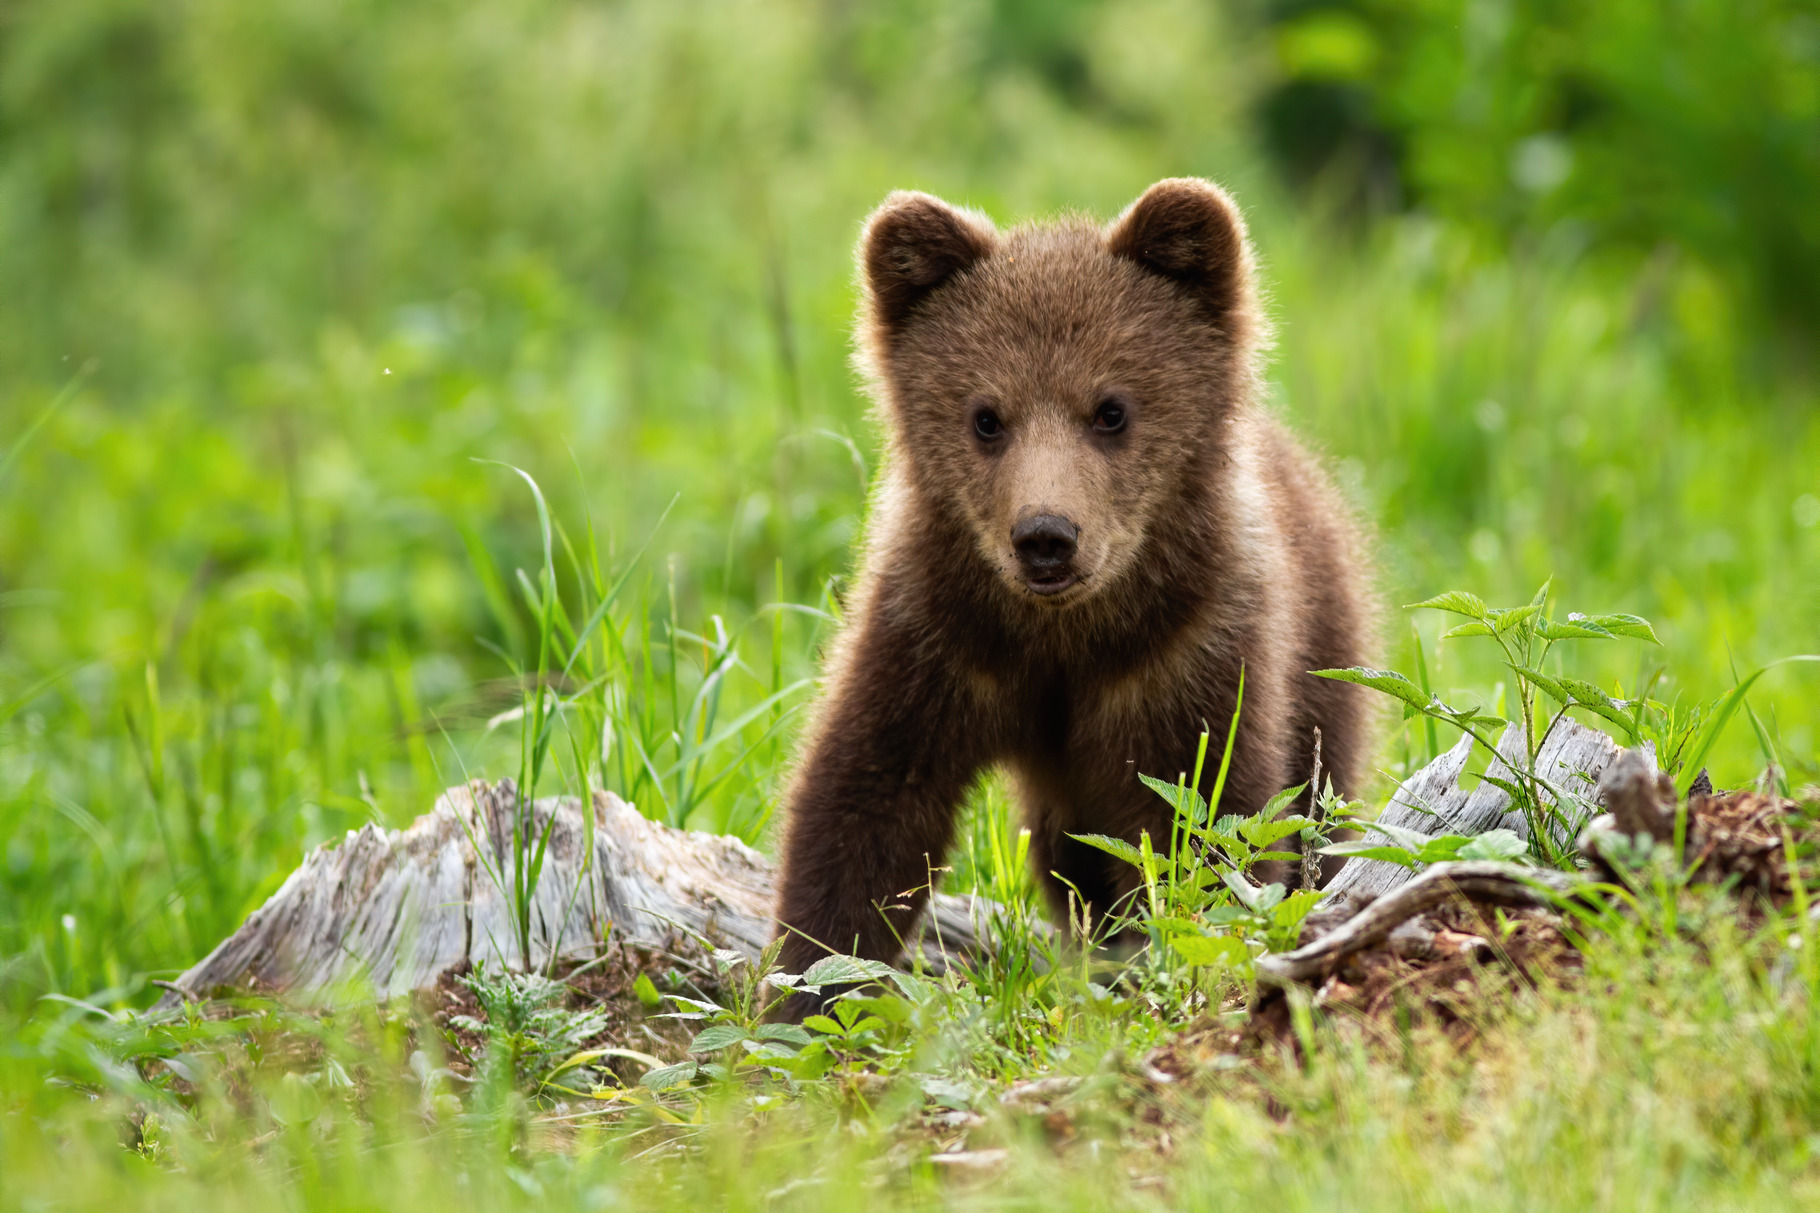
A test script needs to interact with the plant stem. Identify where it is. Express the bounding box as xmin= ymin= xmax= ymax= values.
xmin=1299 ymin=728 xmax=1324 ymax=892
